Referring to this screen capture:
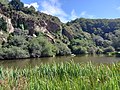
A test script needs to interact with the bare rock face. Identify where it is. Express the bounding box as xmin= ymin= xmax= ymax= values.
xmin=7 ymin=18 xmax=14 ymax=33
xmin=46 ymin=20 xmax=62 ymax=33
xmin=62 ymin=26 xmax=73 ymax=40
xmin=34 ymin=21 xmax=55 ymax=42
xmin=0 ymin=13 xmax=14 ymax=33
